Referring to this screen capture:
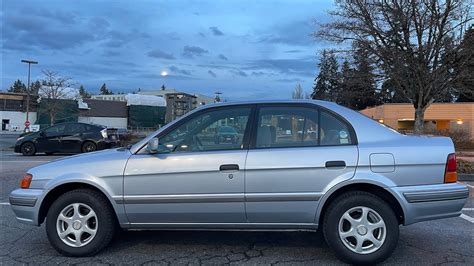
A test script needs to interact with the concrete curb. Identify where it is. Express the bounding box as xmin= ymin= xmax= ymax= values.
xmin=459 ymin=174 xmax=474 ymax=182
